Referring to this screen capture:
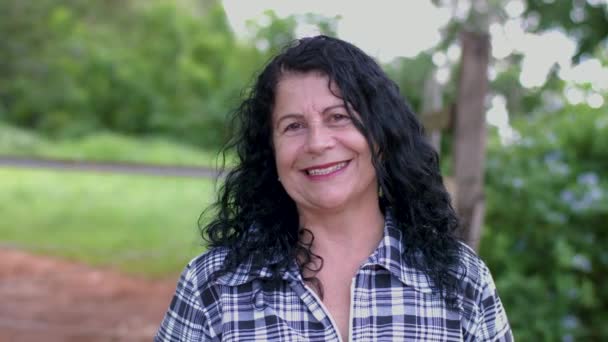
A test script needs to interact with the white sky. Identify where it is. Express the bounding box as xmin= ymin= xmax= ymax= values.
xmin=222 ymin=0 xmax=606 ymax=143
xmin=223 ymin=0 xmax=450 ymax=62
